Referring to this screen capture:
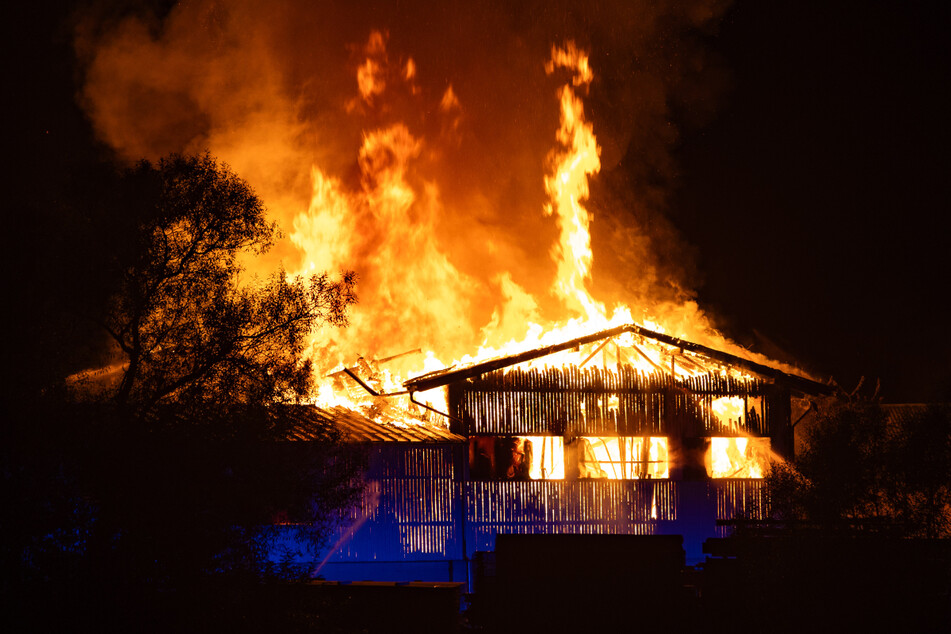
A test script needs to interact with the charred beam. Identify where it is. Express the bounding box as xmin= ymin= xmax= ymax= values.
xmin=325 ymin=348 xmax=422 ymax=379
xmin=404 ymin=324 xmax=635 ymax=393
xmin=403 ymin=323 xmax=832 ymax=396
xmin=580 ymin=338 xmax=614 ymax=368
xmin=624 ymin=323 xmax=832 ymax=396
xmin=631 ymin=343 xmax=668 ymax=376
